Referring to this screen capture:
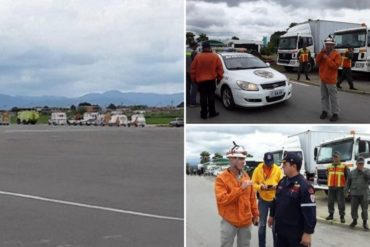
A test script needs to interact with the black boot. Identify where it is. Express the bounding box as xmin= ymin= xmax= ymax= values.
xmin=364 ymin=220 xmax=369 ymax=230
xmin=330 ymin=114 xmax=339 ymax=122
xmin=336 ymin=83 xmax=342 ymax=89
xmin=340 ymin=215 xmax=345 ymax=223
xmin=320 ymin=111 xmax=328 ymax=120
xmin=326 ymin=214 xmax=333 ymax=220
xmin=349 ymin=219 xmax=357 ymax=227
